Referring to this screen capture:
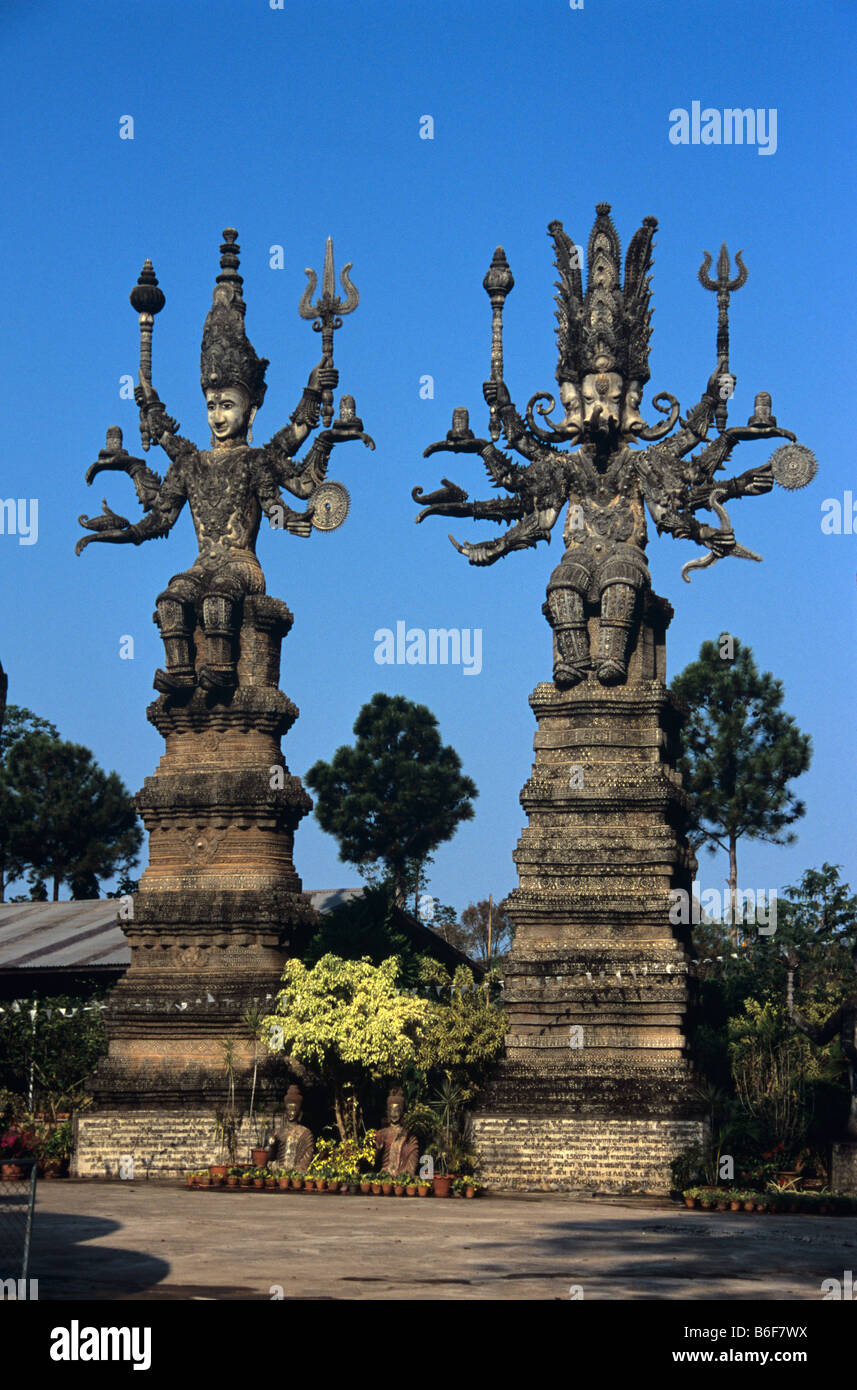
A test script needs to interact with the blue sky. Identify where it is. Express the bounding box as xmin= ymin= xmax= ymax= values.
xmin=1 ymin=0 xmax=855 ymax=911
